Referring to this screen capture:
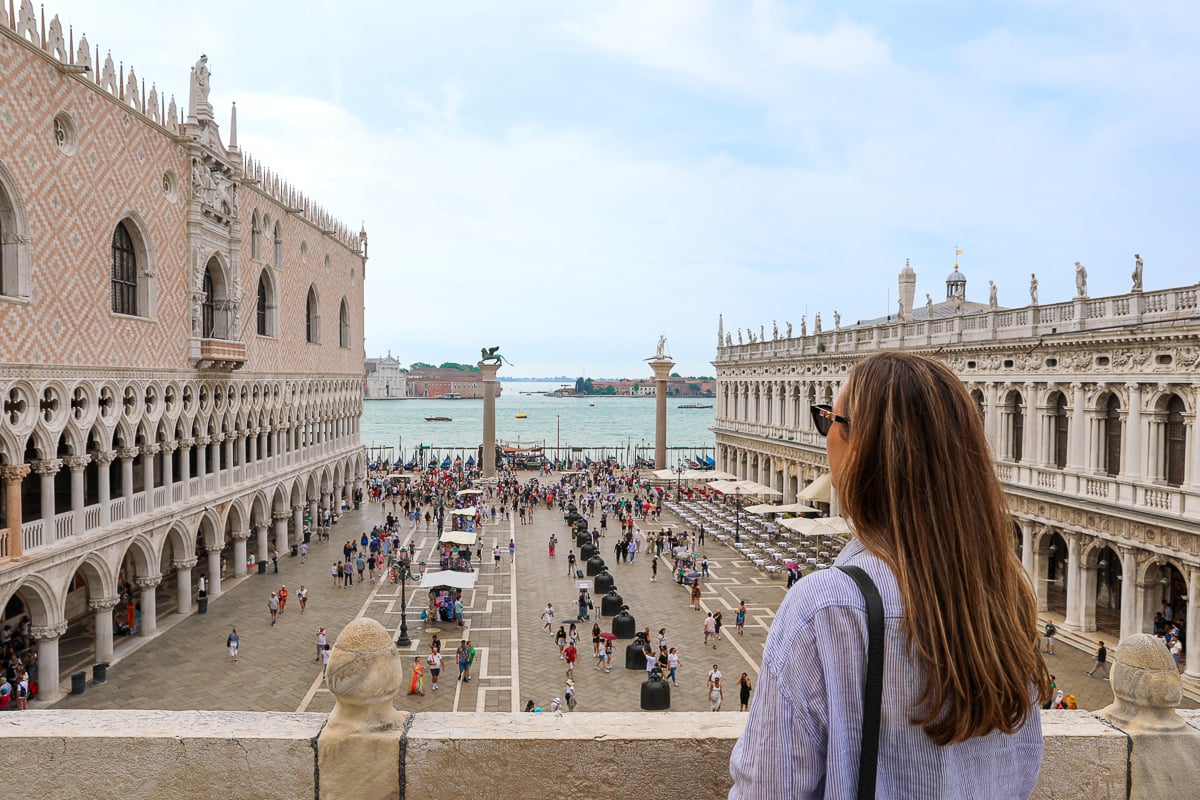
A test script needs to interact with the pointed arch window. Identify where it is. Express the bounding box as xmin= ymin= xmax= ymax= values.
xmin=202 ymin=270 xmax=216 ymax=337
xmin=0 ymin=167 xmax=31 ymax=299
xmin=1008 ymin=392 xmax=1024 ymax=463
xmin=306 ymin=286 xmax=320 ymax=344
xmin=250 ymin=211 xmax=262 ymax=260
xmin=273 ymin=221 xmax=283 ymax=268
xmin=111 ymin=223 xmax=138 ymax=315
xmin=339 ymin=297 xmax=350 ymax=348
